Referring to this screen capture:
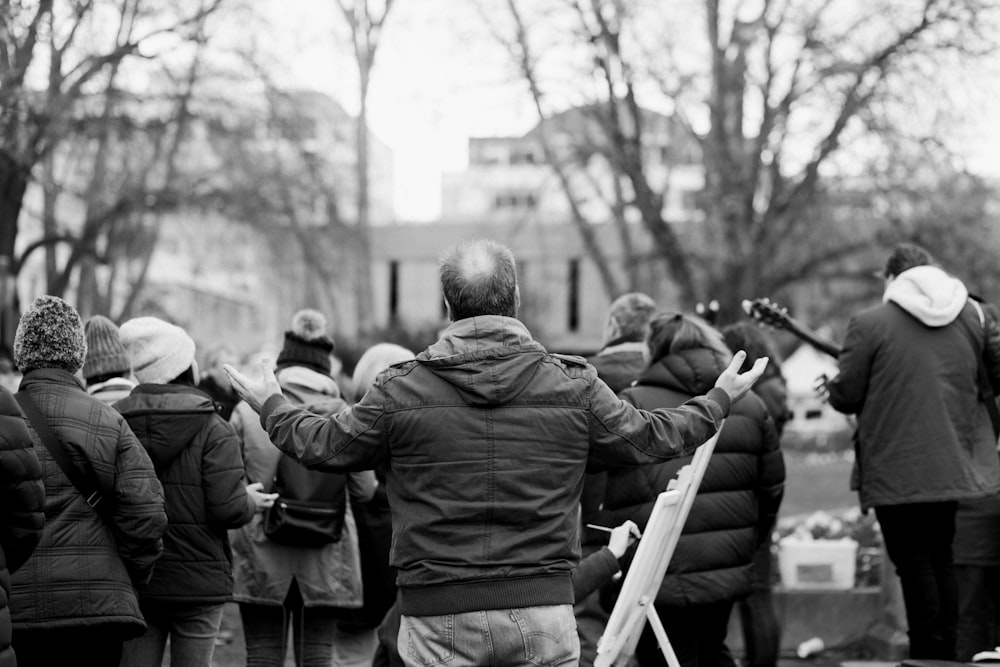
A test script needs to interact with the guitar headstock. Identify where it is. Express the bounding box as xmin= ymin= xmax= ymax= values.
xmin=742 ymin=298 xmax=794 ymax=332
